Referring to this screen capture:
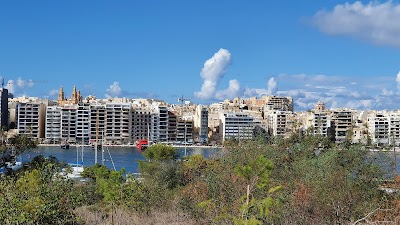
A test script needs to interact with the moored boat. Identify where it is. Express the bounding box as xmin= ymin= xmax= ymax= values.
xmin=136 ymin=139 xmax=148 ymax=151
xmin=60 ymin=143 xmax=70 ymax=149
